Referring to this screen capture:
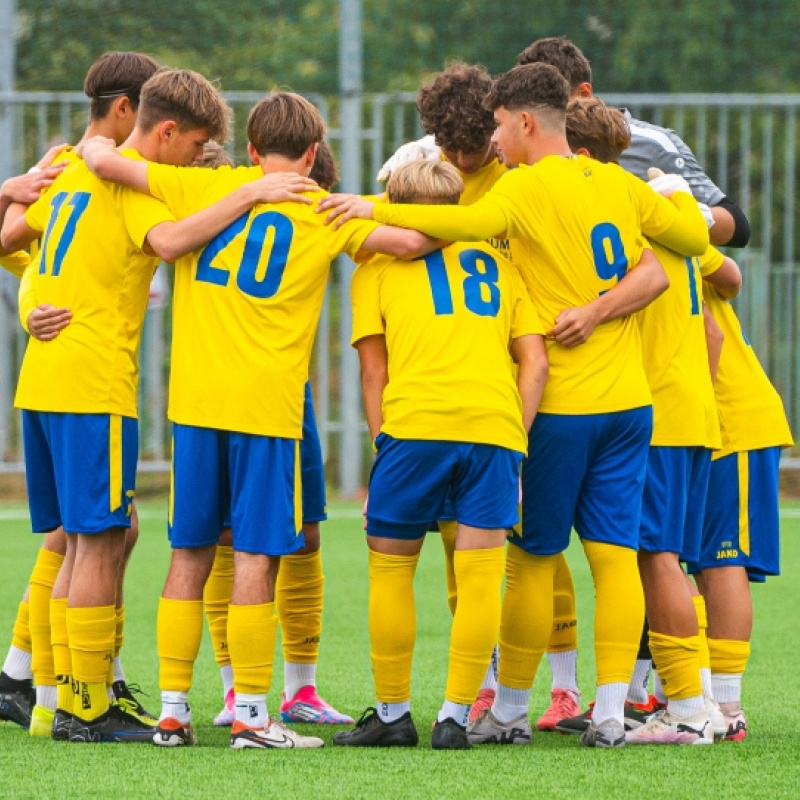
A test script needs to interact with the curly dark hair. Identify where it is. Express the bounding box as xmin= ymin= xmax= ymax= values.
xmin=566 ymin=97 xmax=630 ymax=163
xmin=417 ymin=62 xmax=495 ymax=154
xmin=485 ymin=64 xmax=569 ymax=115
xmin=516 ymin=37 xmax=592 ymax=92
